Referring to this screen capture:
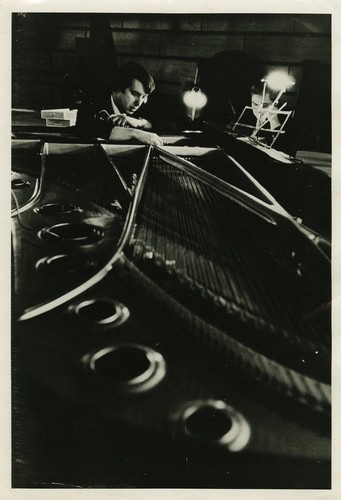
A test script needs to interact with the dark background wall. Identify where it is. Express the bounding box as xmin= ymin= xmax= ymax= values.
xmin=12 ymin=12 xmax=331 ymax=150
xmin=12 ymin=13 xmax=331 ymax=108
